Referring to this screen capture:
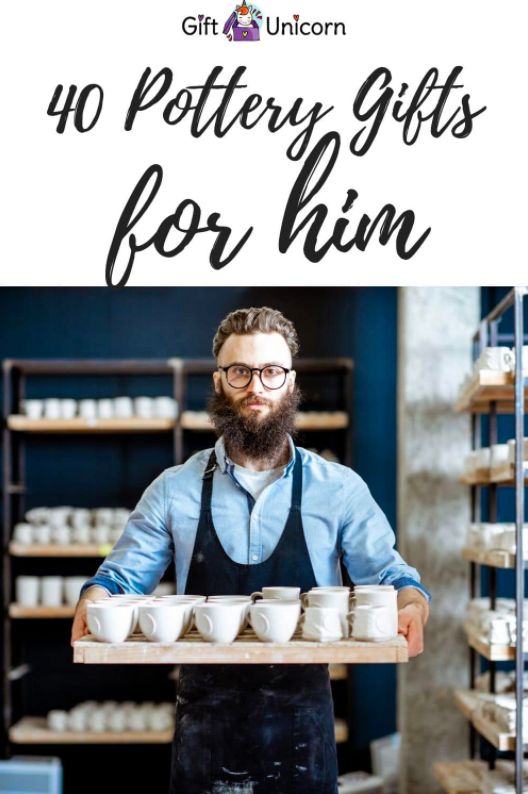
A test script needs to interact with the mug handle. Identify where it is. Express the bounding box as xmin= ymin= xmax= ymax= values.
xmin=250 ymin=591 xmax=263 ymax=602
xmin=143 ymin=613 xmax=156 ymax=637
xmin=200 ymin=613 xmax=214 ymax=637
xmin=300 ymin=593 xmax=310 ymax=609
xmin=255 ymin=613 xmax=271 ymax=637
xmin=91 ymin=615 xmax=101 ymax=637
